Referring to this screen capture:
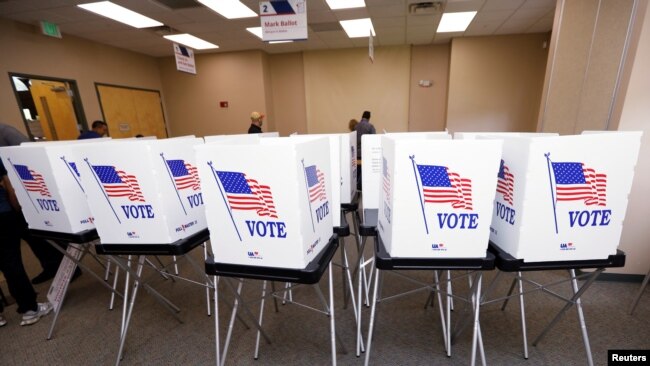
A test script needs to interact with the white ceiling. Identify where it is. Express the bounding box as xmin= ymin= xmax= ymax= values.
xmin=0 ymin=0 xmax=555 ymax=57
